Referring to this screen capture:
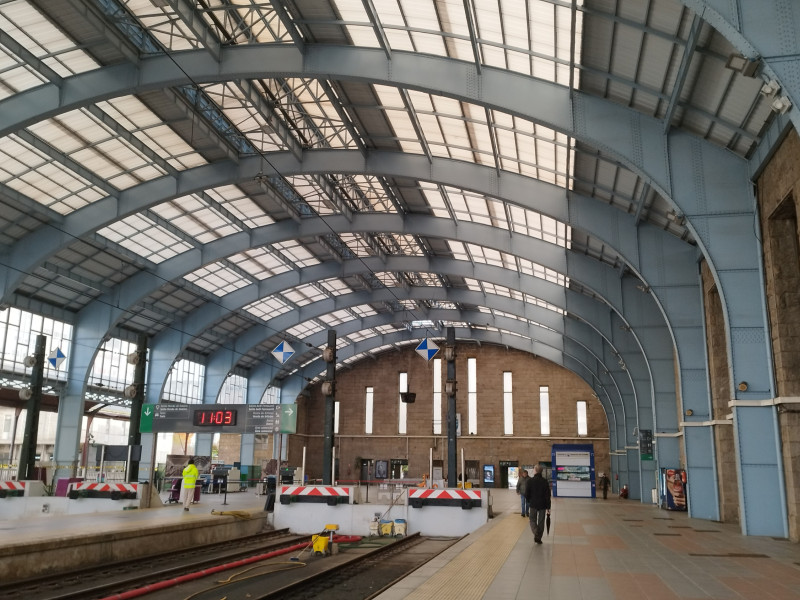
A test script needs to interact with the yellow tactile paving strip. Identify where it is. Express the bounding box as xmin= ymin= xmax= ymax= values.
xmin=403 ymin=512 xmax=527 ymax=600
